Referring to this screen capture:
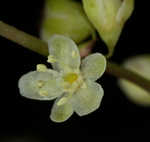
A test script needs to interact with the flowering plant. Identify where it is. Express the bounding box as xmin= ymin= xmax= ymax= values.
xmin=1 ymin=0 xmax=150 ymax=125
